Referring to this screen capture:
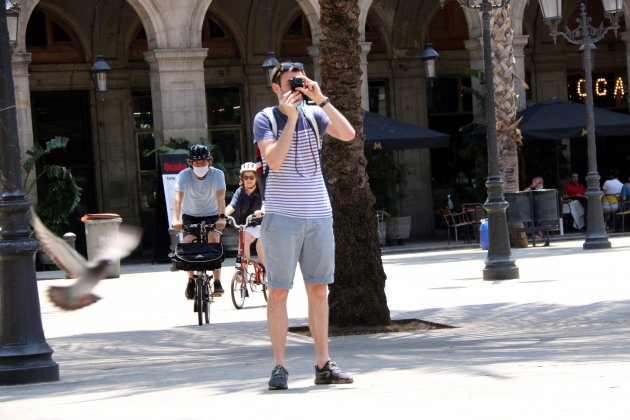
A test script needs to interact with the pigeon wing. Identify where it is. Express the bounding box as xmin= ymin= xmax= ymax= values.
xmin=93 ymin=225 xmax=142 ymax=262
xmin=31 ymin=211 xmax=87 ymax=278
